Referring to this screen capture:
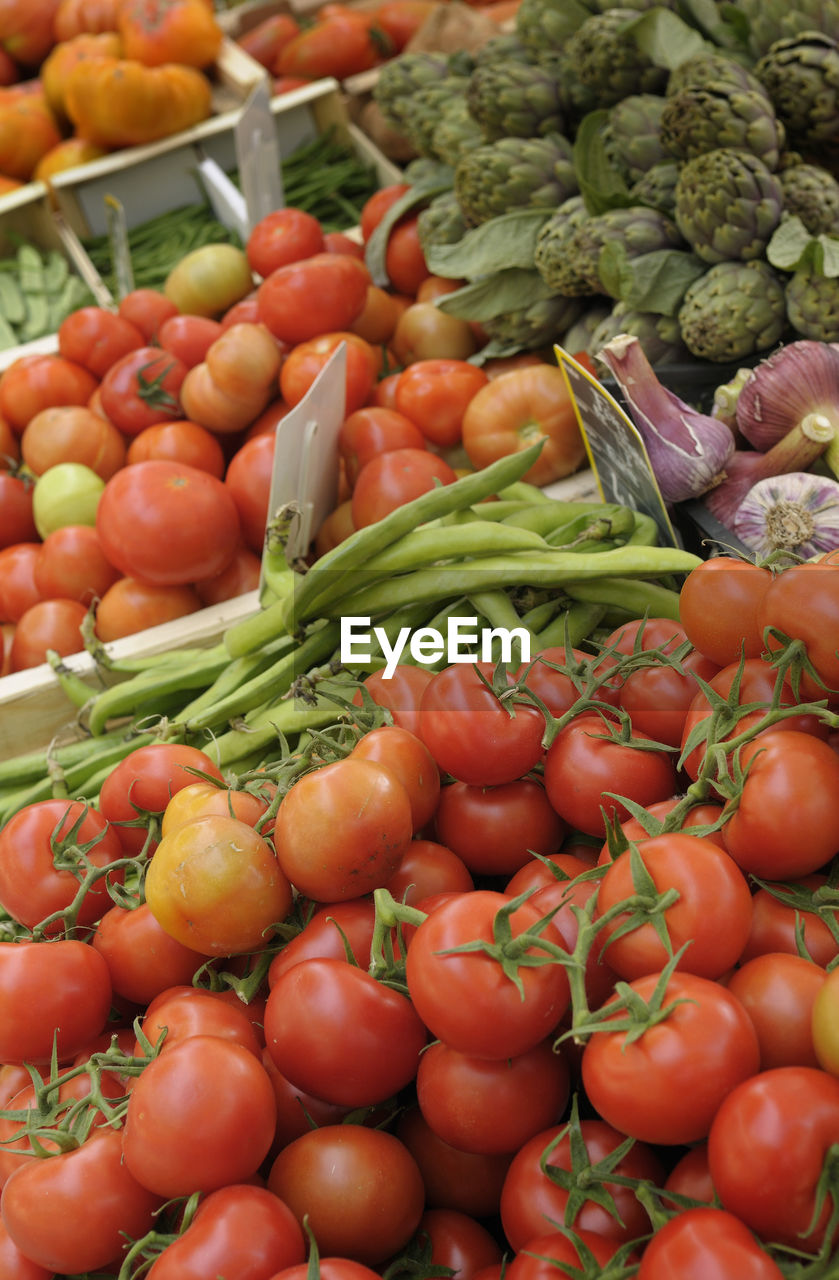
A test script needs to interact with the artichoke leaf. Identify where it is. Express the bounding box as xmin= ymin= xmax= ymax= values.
xmin=599 ymin=243 xmax=707 ymax=315
xmin=716 ymin=3 xmax=752 ymax=49
xmin=365 ymin=172 xmax=453 ymax=288
xmin=424 ymin=210 xmax=551 ymax=279
xmin=468 ymin=337 xmax=532 ymax=365
xmin=629 ymin=8 xmax=710 ymax=70
xmin=435 ymin=269 xmax=554 ymax=323
xmin=678 ymin=0 xmax=748 ymax=51
xmin=573 ymin=111 xmax=635 ymax=217
xmin=767 ymin=217 xmax=839 ymax=278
